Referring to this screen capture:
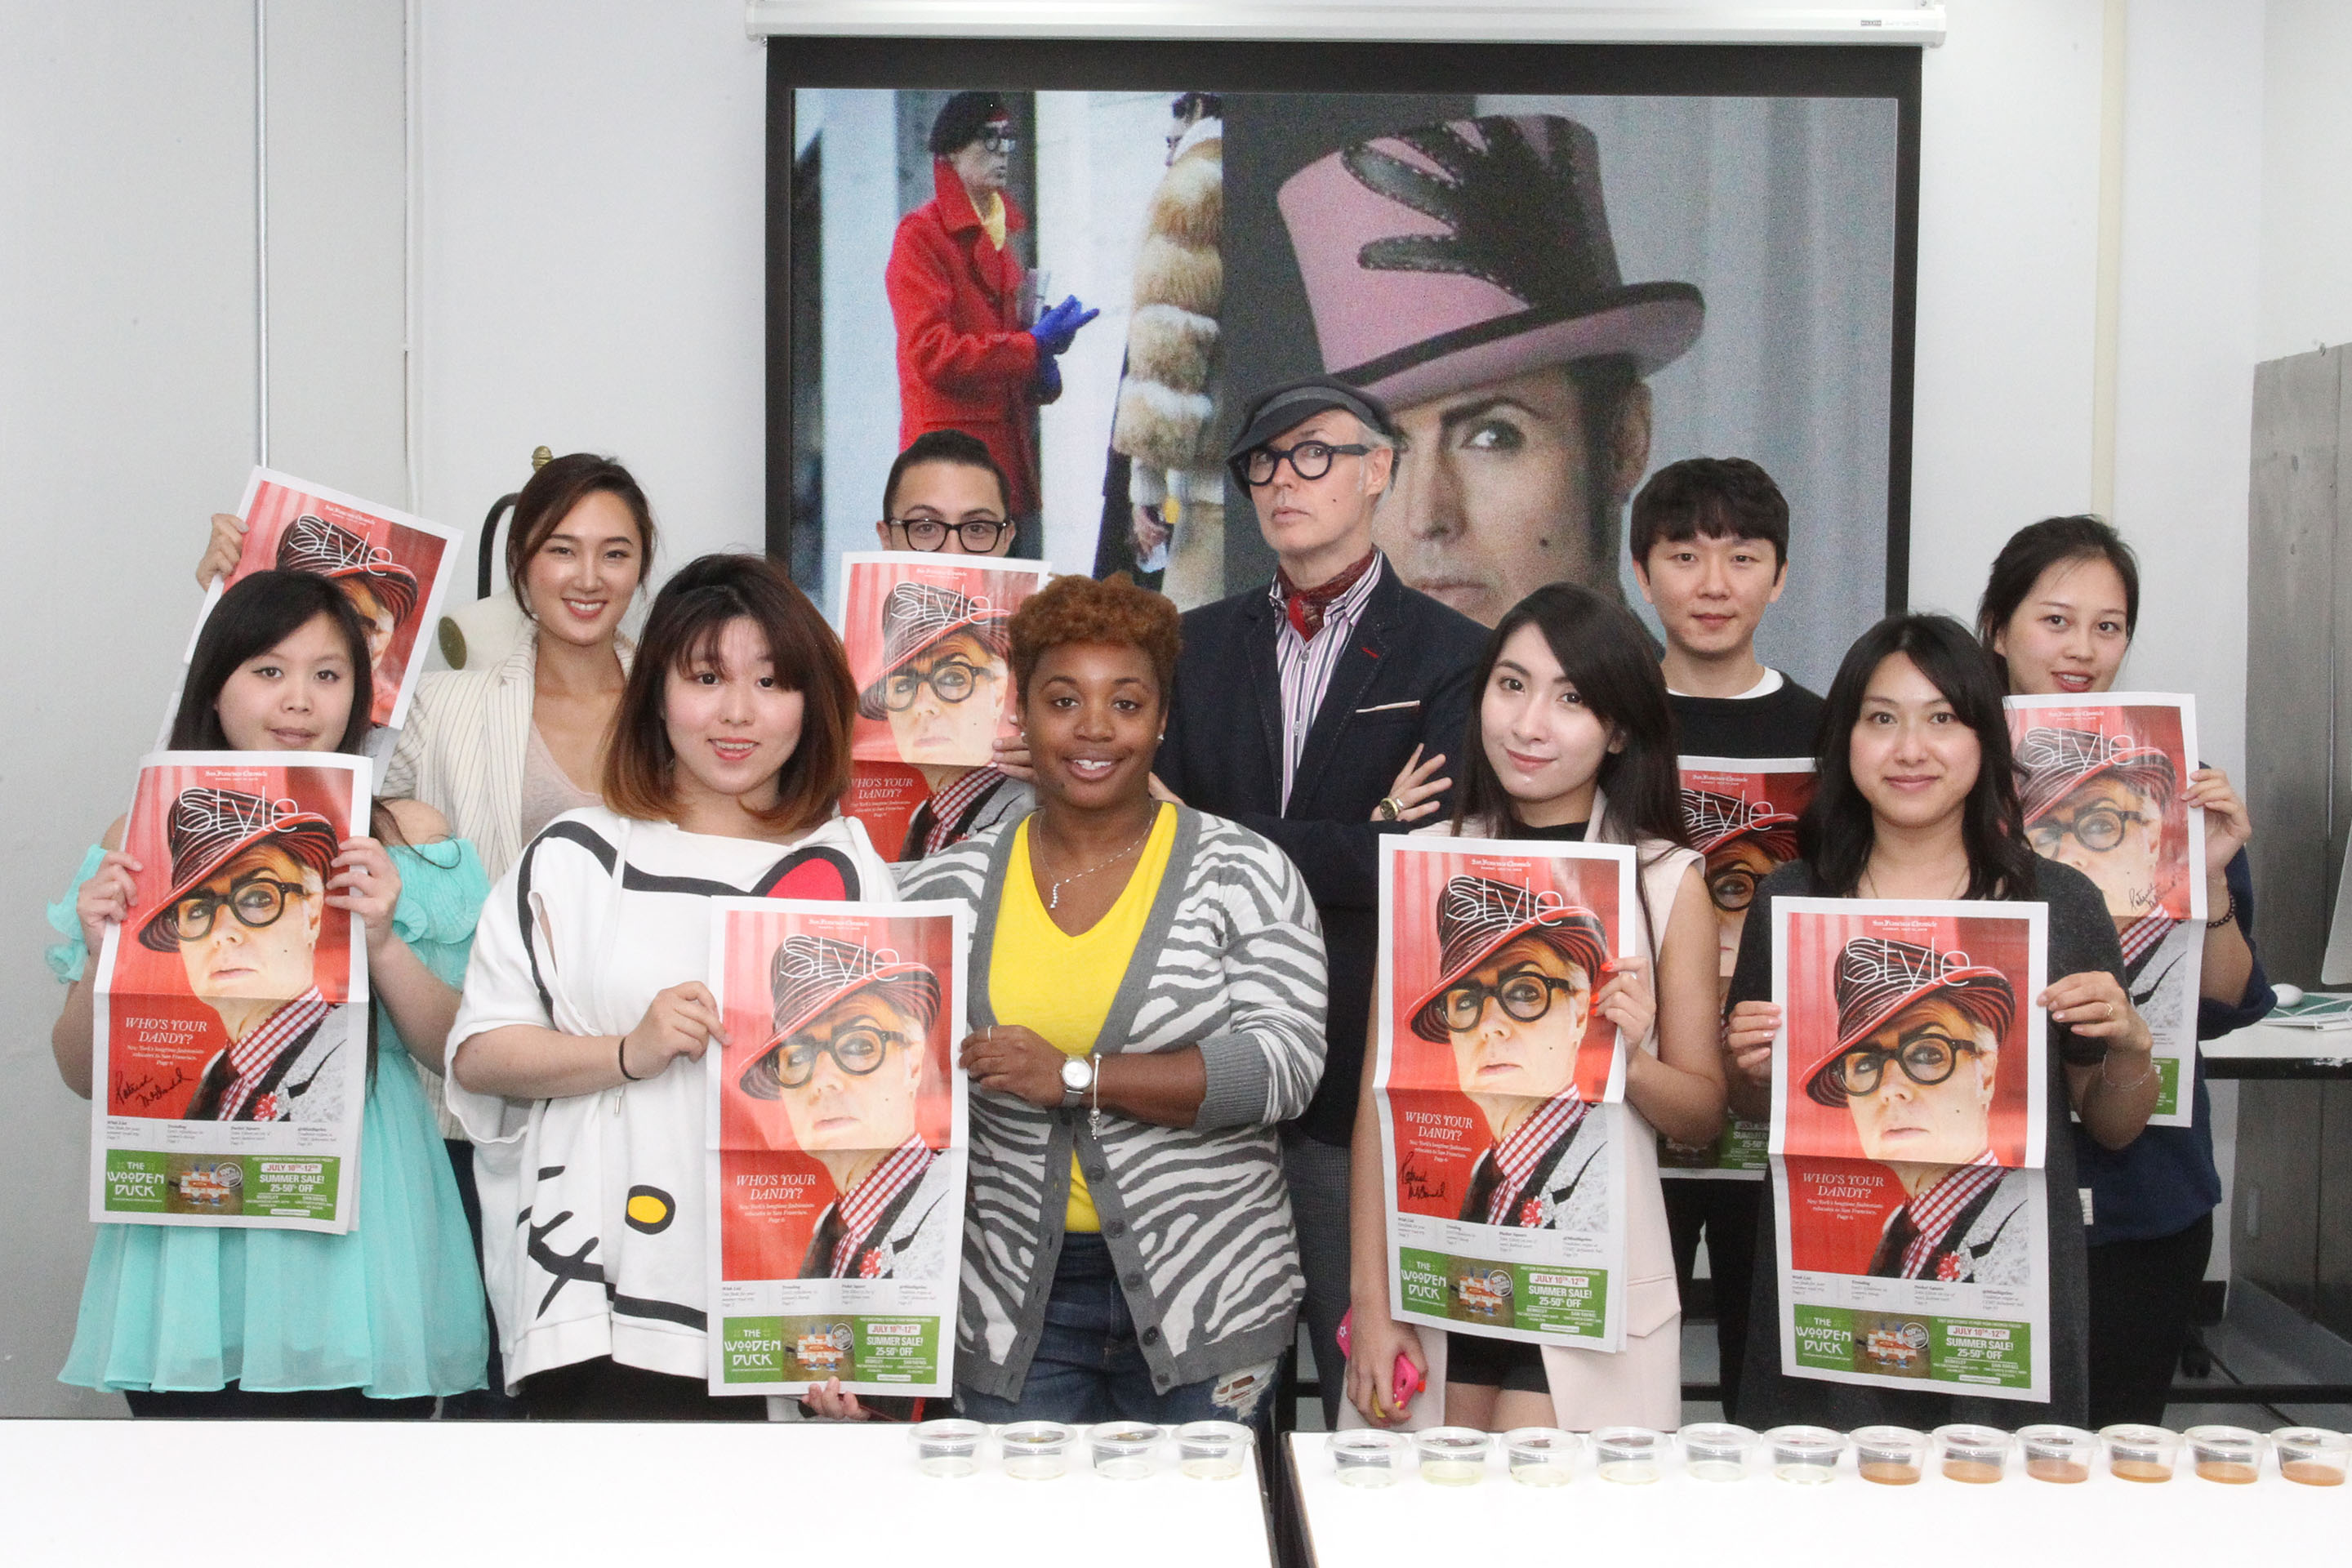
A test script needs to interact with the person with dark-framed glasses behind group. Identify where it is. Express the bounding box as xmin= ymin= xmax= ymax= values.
xmin=867 ymin=430 xmax=1038 ymax=866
